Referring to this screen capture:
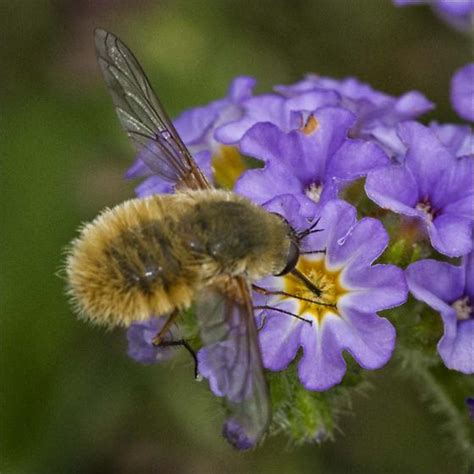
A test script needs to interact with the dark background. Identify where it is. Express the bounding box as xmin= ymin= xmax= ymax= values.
xmin=1 ymin=1 xmax=470 ymax=473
